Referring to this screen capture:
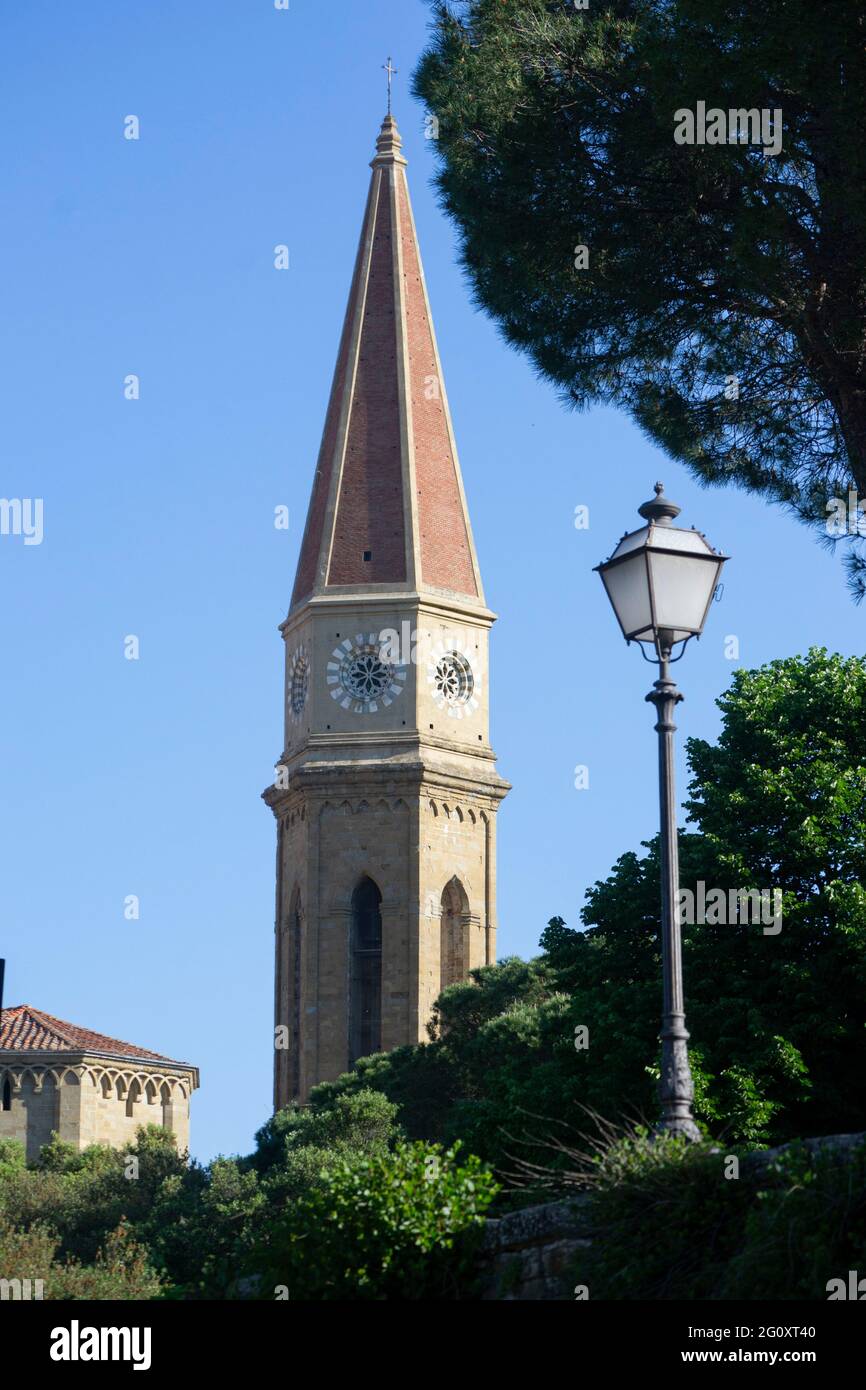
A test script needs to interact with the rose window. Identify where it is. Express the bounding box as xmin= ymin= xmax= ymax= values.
xmin=434 ymin=652 xmax=474 ymax=706
xmin=328 ymin=634 xmax=407 ymax=714
xmin=288 ymin=650 xmax=310 ymax=717
xmin=342 ymin=648 xmax=391 ymax=701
